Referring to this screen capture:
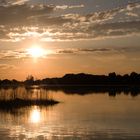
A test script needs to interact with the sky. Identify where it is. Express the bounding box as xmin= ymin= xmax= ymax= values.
xmin=0 ymin=0 xmax=140 ymax=80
